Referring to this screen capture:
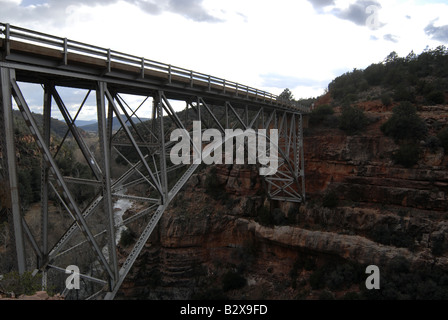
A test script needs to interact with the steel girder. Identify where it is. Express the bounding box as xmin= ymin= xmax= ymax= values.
xmin=0 ymin=67 xmax=26 ymax=274
xmin=0 ymin=66 xmax=305 ymax=300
